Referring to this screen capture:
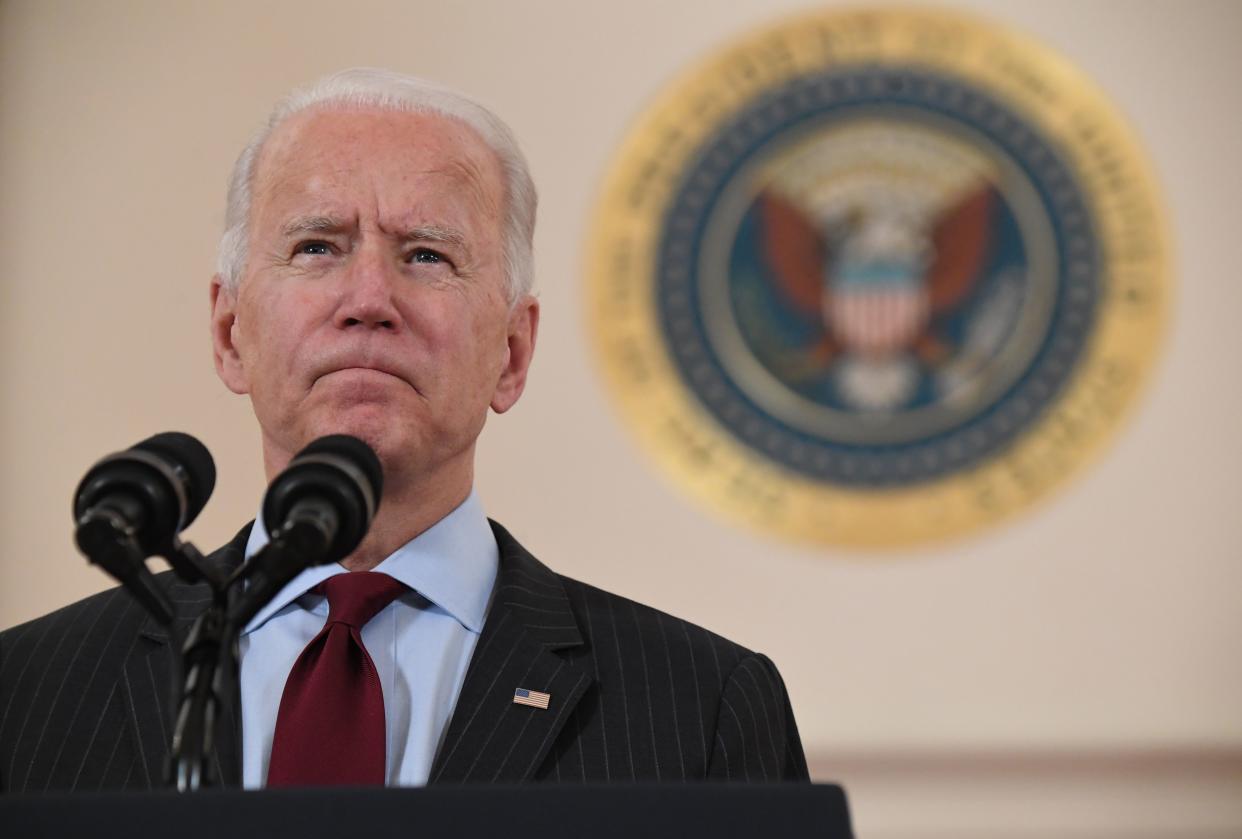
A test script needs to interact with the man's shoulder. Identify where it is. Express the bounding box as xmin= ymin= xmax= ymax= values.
xmin=489 ymin=520 xmax=769 ymax=684
xmin=1 ymin=583 xmax=146 ymax=652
